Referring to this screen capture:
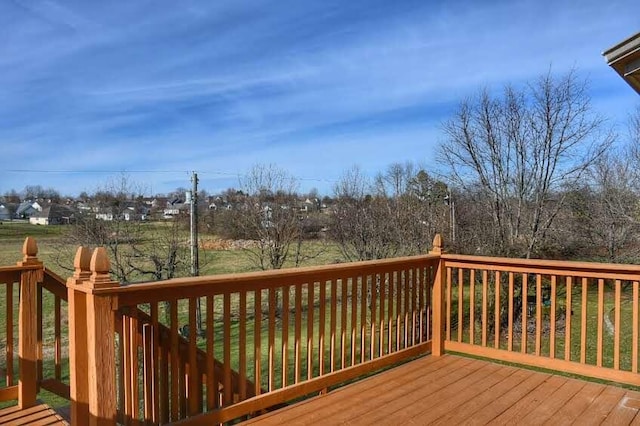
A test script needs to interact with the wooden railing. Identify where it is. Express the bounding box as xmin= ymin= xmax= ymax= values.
xmin=0 ymin=238 xmax=69 ymax=408
xmin=7 ymin=233 xmax=640 ymax=425
xmin=66 ymin=247 xmax=438 ymax=424
xmin=0 ymin=265 xmax=20 ymax=403
xmin=441 ymin=253 xmax=640 ymax=387
xmin=39 ymin=268 xmax=71 ymax=400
